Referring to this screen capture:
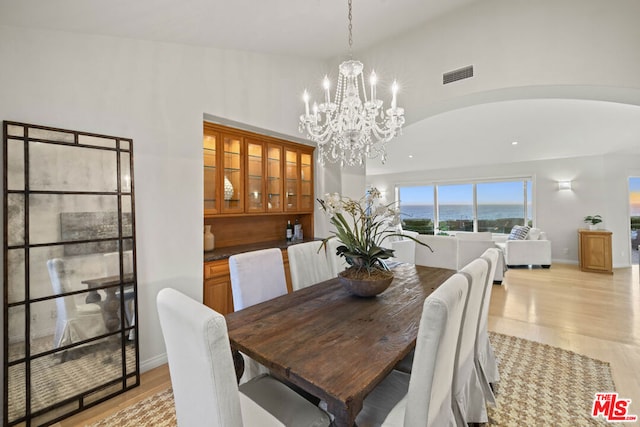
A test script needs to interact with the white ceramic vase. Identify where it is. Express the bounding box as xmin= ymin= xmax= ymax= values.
xmin=204 ymin=225 xmax=215 ymax=251
xmin=224 ymin=176 xmax=234 ymax=200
